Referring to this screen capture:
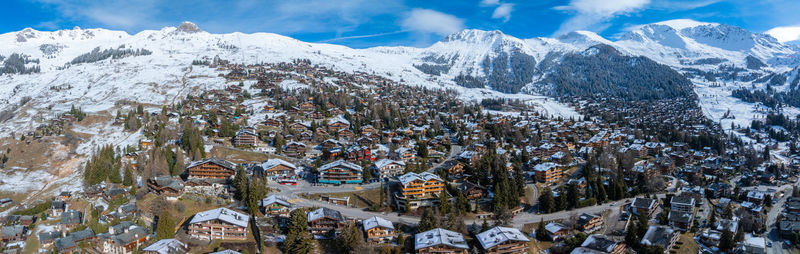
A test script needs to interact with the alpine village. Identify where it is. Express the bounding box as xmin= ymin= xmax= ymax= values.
xmin=2 ymin=56 xmax=800 ymax=254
